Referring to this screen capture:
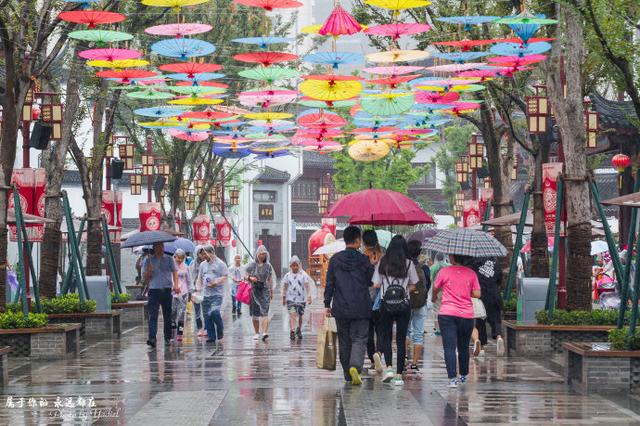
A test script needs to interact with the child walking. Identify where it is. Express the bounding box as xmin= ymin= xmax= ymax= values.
xmin=282 ymin=256 xmax=313 ymax=341
xmin=229 ymin=255 xmax=244 ymax=315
